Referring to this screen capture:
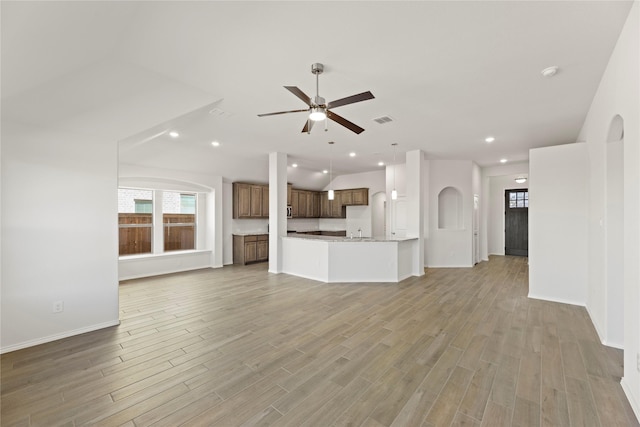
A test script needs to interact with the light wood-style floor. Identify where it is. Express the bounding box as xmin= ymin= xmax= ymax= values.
xmin=1 ymin=256 xmax=637 ymax=426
